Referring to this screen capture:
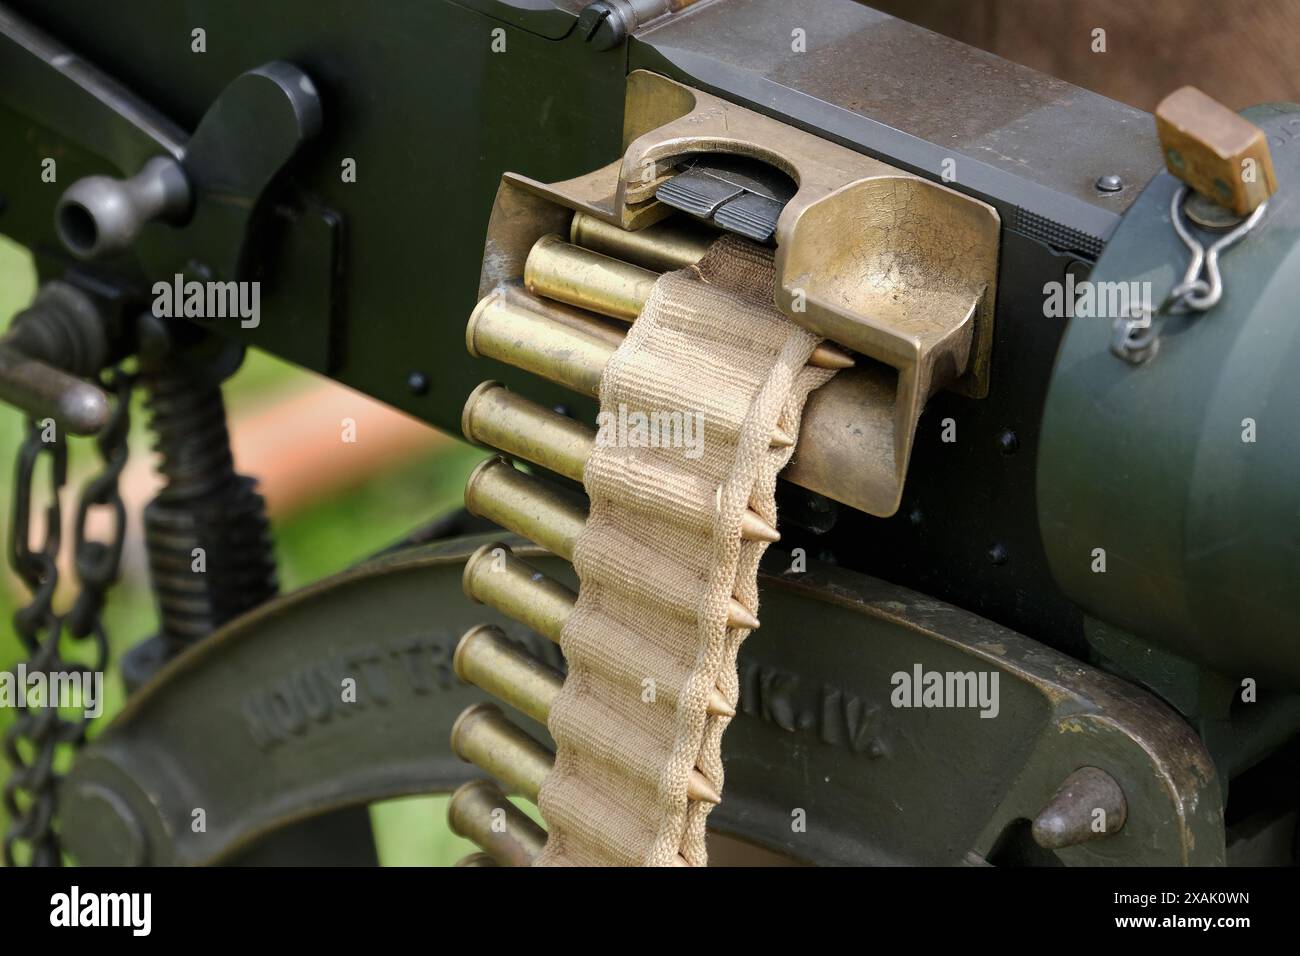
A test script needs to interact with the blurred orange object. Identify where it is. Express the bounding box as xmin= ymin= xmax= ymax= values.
xmin=115 ymin=378 xmax=450 ymax=535
xmin=228 ymin=381 xmax=452 ymax=519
